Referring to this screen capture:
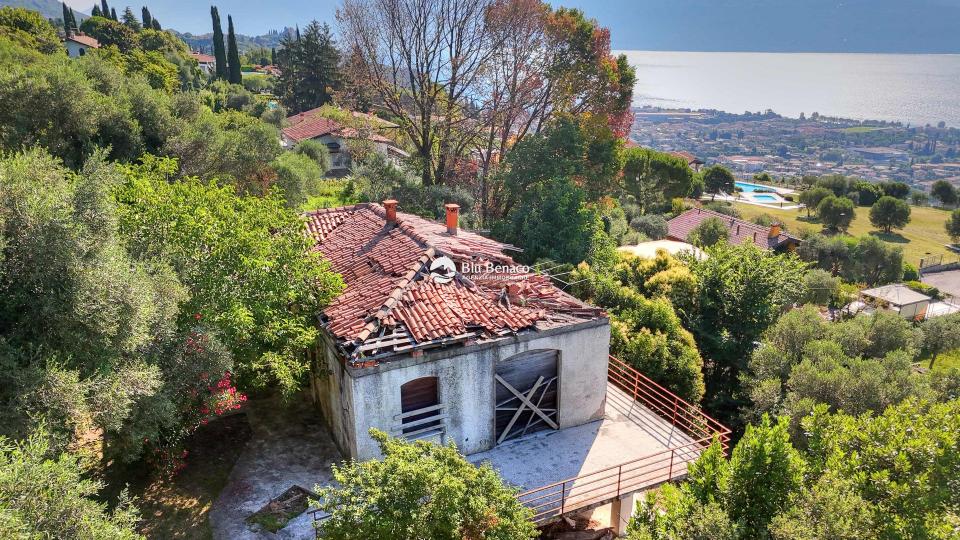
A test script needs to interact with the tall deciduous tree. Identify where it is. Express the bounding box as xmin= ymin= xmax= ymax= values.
xmin=210 ymin=6 xmax=227 ymax=80
xmin=275 ymin=21 xmax=341 ymax=113
xmin=226 ymin=15 xmax=242 ymax=84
